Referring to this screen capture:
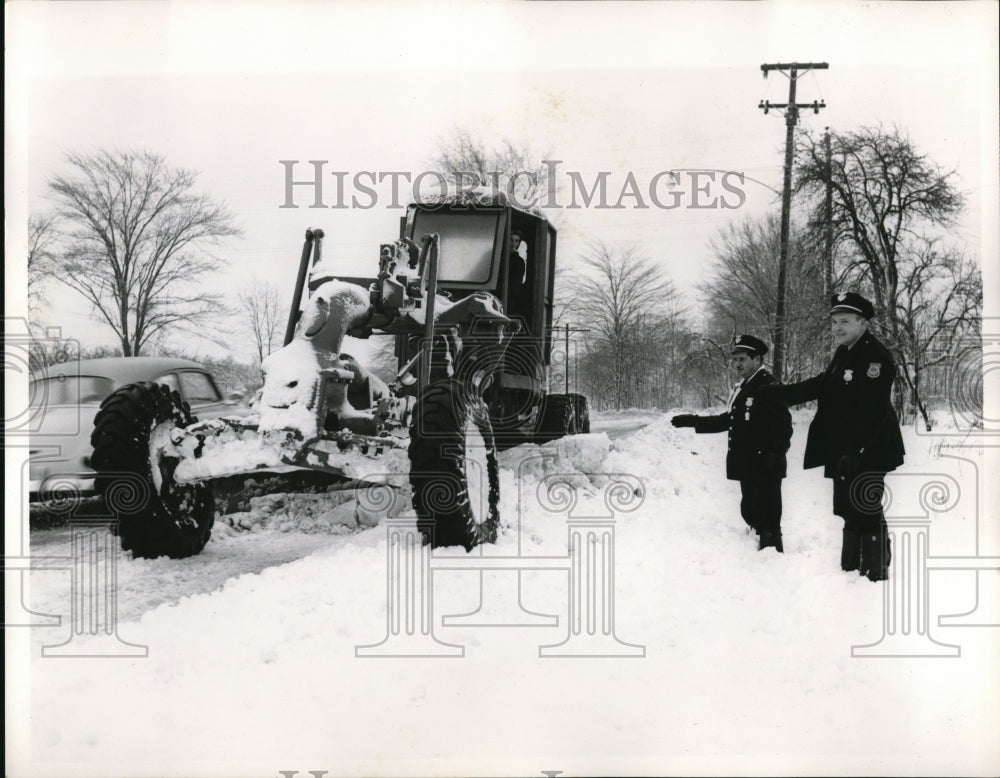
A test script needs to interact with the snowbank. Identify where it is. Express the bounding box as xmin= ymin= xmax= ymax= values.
xmin=17 ymin=410 xmax=1000 ymax=777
